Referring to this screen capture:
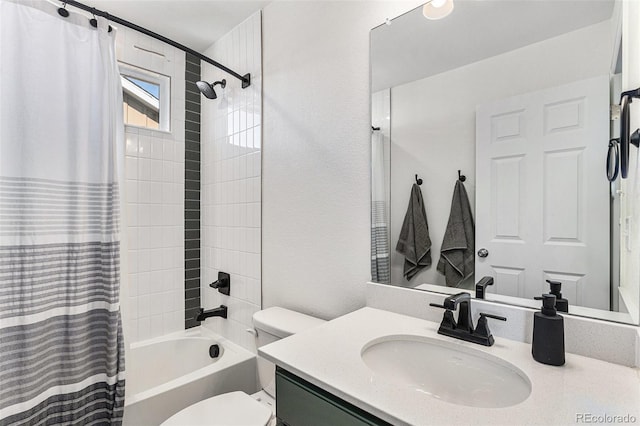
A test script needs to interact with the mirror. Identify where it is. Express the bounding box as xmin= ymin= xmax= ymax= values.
xmin=370 ymin=0 xmax=640 ymax=324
